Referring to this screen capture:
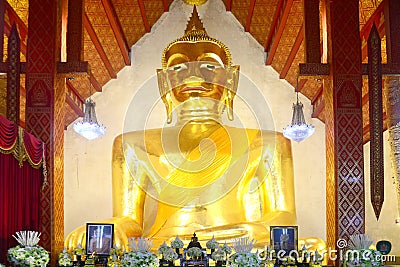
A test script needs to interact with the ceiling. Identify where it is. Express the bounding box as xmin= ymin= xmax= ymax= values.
xmin=0 ymin=0 xmax=385 ymax=142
